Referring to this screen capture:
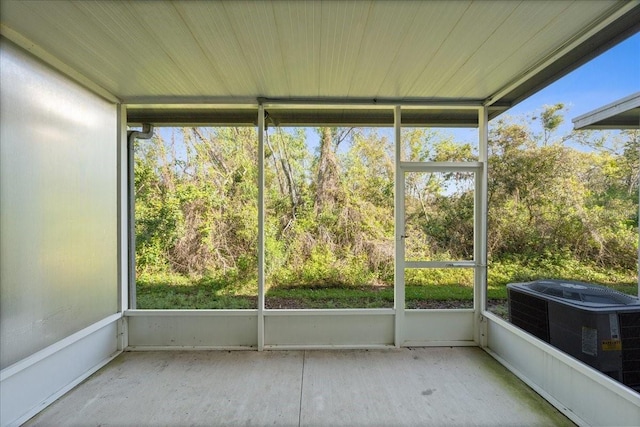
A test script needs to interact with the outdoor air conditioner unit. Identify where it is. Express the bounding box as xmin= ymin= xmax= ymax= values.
xmin=507 ymin=279 xmax=640 ymax=393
